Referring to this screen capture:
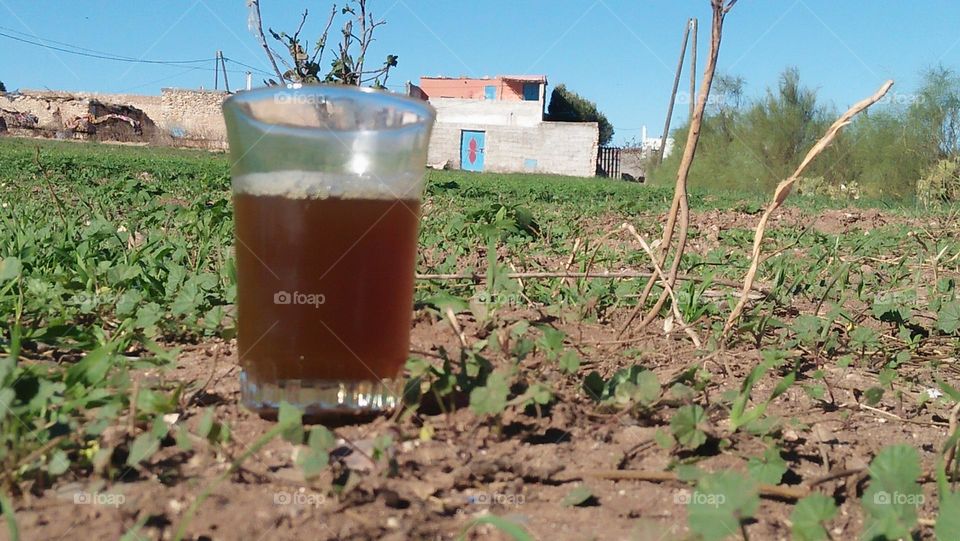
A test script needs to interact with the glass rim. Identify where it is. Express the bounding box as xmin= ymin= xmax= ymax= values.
xmin=222 ymin=84 xmax=436 ymax=138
